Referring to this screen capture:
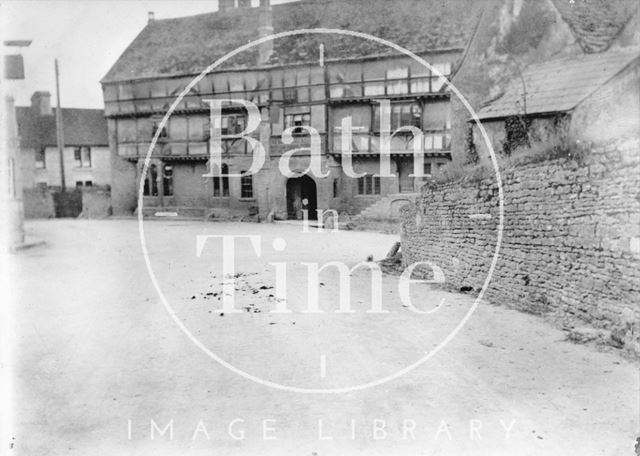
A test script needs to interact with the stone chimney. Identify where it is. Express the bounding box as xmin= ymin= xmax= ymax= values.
xmin=219 ymin=0 xmax=235 ymax=12
xmin=258 ymin=0 xmax=274 ymax=65
xmin=31 ymin=91 xmax=52 ymax=116
xmin=148 ymin=11 xmax=155 ymax=22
